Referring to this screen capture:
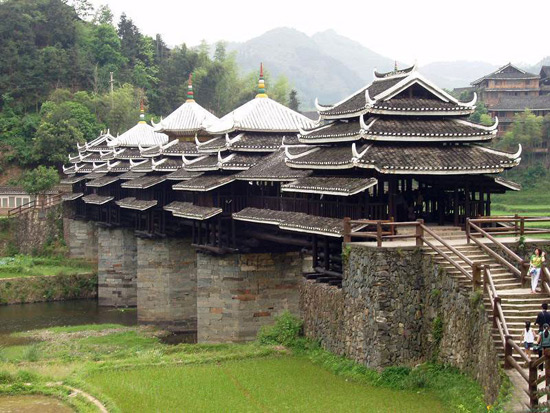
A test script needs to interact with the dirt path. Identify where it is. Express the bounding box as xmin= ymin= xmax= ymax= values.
xmin=65 ymin=385 xmax=108 ymax=413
